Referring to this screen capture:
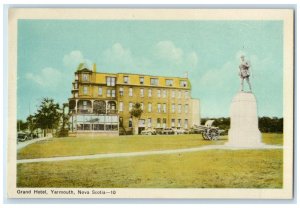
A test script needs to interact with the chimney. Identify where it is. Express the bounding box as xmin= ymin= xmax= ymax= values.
xmin=92 ymin=63 xmax=97 ymax=72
